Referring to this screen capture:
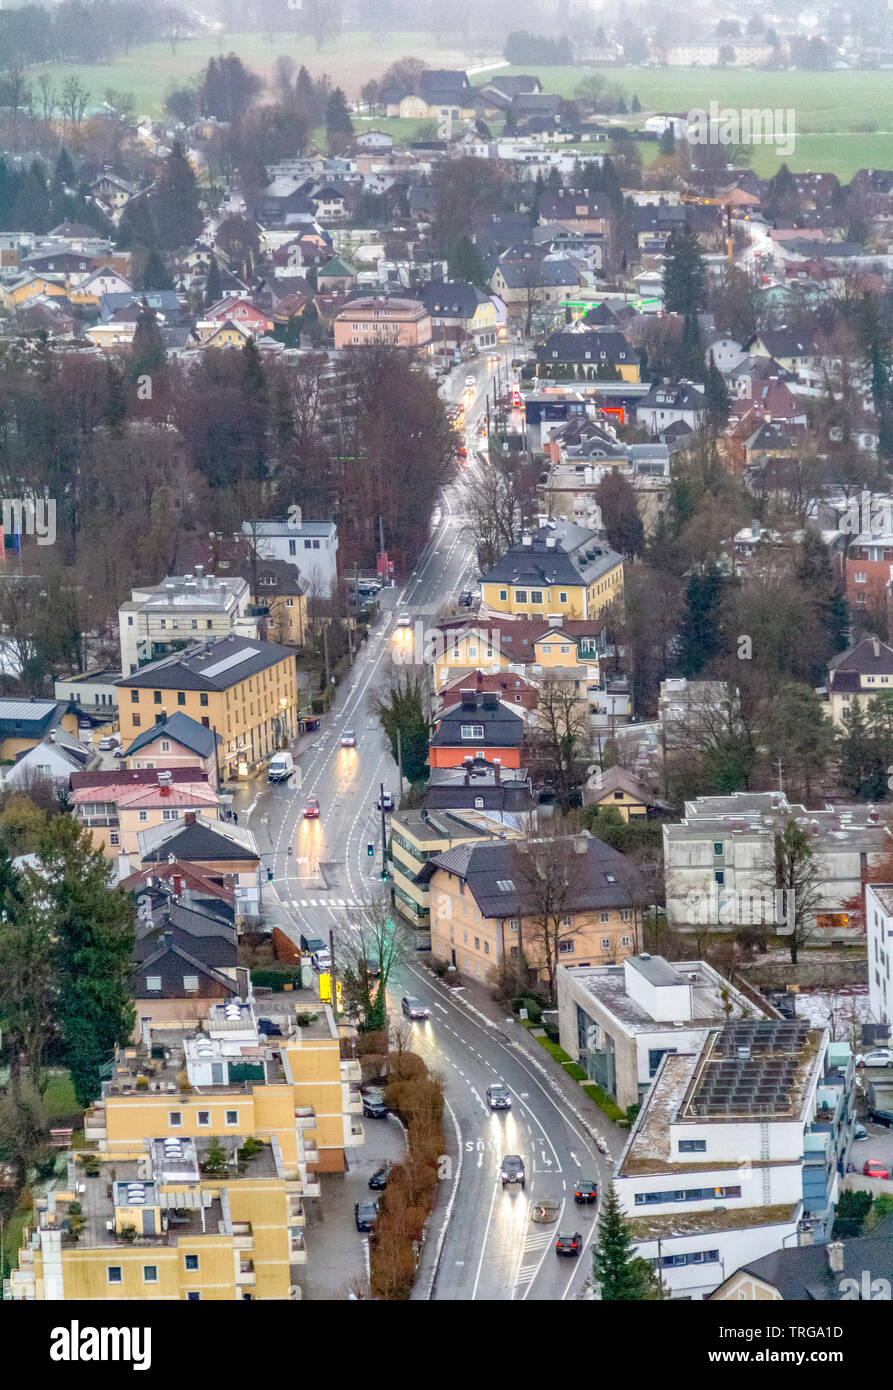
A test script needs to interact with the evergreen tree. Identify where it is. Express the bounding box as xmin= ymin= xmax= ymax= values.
xmin=141 ymin=246 xmax=174 ymax=291
xmin=53 ymin=146 xmax=76 ymax=190
xmin=662 ymin=226 xmax=704 ymax=316
xmin=241 ymin=337 xmax=267 ymax=399
xmin=32 ymin=815 xmax=135 ymax=1107
xmin=116 ymin=195 xmax=157 ymax=251
xmin=678 ymin=564 xmax=725 ymax=677
xmin=151 ymin=141 xmax=202 ymax=250
xmin=13 ymin=162 xmax=51 ymax=234
xmin=325 ymin=87 xmax=354 ymax=151
xmin=449 ymin=235 xmax=488 ymax=289
xmin=837 ymin=702 xmax=888 ymax=801
xmin=204 ymin=253 xmax=222 ymax=307
xmin=793 ymin=529 xmax=849 ymax=674
xmin=631 ymin=94 xmax=641 ymax=113
xmin=593 ymin=1184 xmax=664 ymax=1299
xmin=680 ymin=311 xmax=705 ymax=379
xmin=658 ymin=125 xmax=676 ymax=156
xmin=615 ymin=97 xmax=627 ymax=115
xmin=703 ymin=351 xmax=730 ymax=426
xmin=130 ymin=298 xmax=166 ymax=380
